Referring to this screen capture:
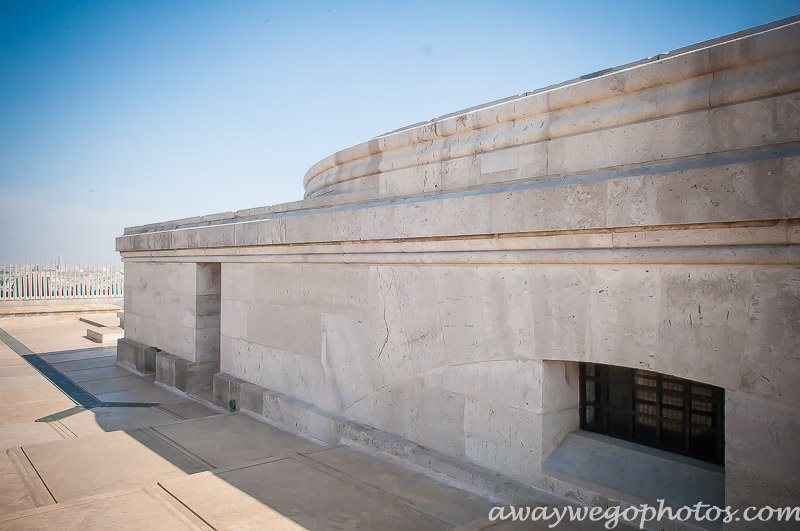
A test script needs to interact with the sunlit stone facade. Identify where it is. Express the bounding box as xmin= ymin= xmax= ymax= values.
xmin=117 ymin=18 xmax=800 ymax=519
